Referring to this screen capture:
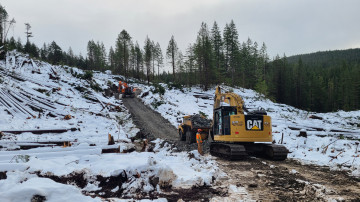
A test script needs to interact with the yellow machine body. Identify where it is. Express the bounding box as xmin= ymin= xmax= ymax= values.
xmin=213 ymin=114 xmax=272 ymax=142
